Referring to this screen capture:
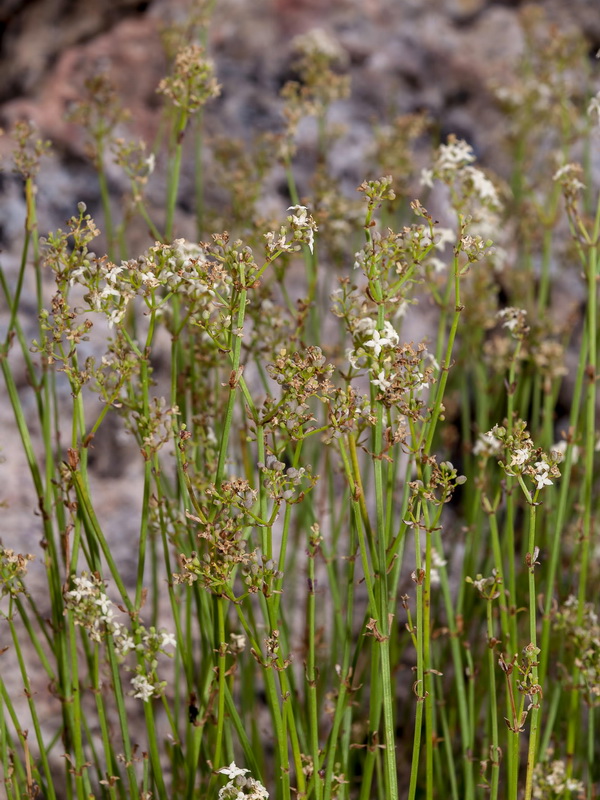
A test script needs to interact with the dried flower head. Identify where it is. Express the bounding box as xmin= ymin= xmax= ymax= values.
xmin=158 ymin=45 xmax=220 ymax=113
xmin=0 ymin=545 xmax=35 ymax=599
